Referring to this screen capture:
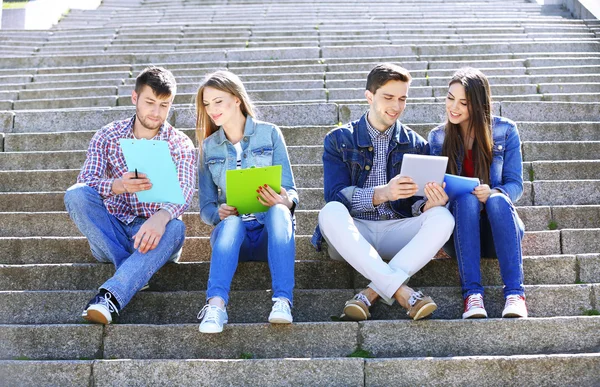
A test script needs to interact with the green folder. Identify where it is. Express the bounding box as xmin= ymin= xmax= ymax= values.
xmin=226 ymin=165 xmax=282 ymax=214
xmin=119 ymin=139 xmax=186 ymax=205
